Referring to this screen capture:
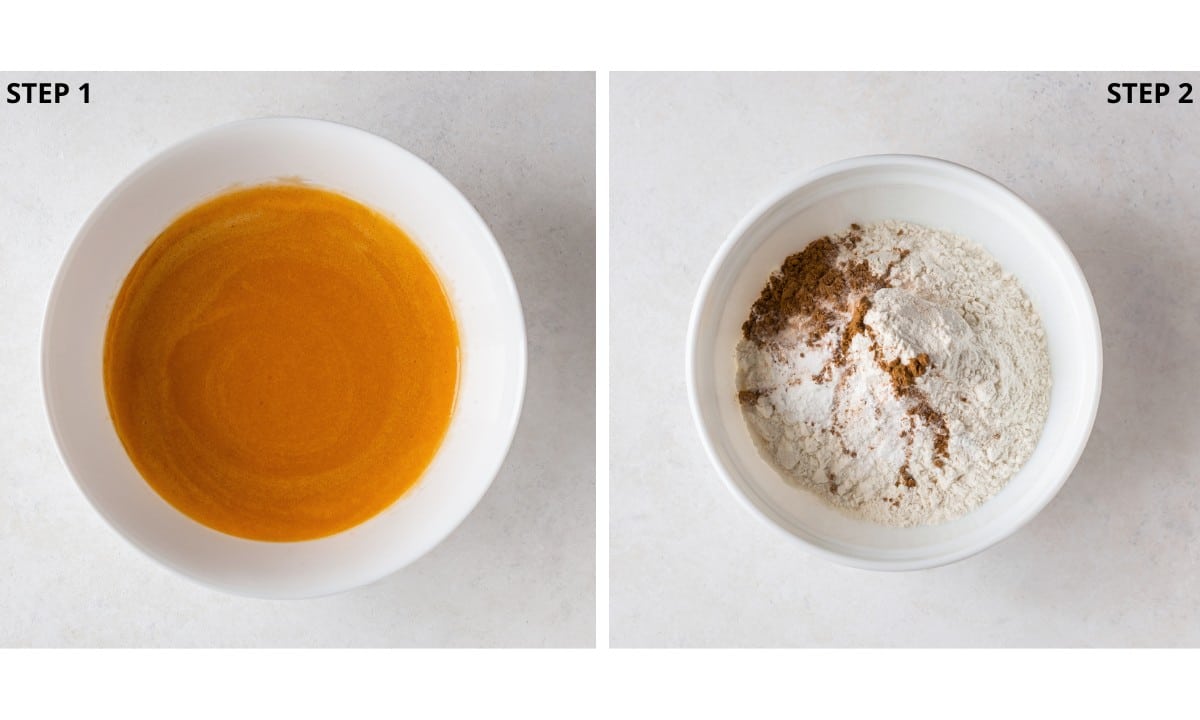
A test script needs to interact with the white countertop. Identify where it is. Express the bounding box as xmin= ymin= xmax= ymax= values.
xmin=0 ymin=72 xmax=595 ymax=647
xmin=610 ymin=72 xmax=1200 ymax=647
